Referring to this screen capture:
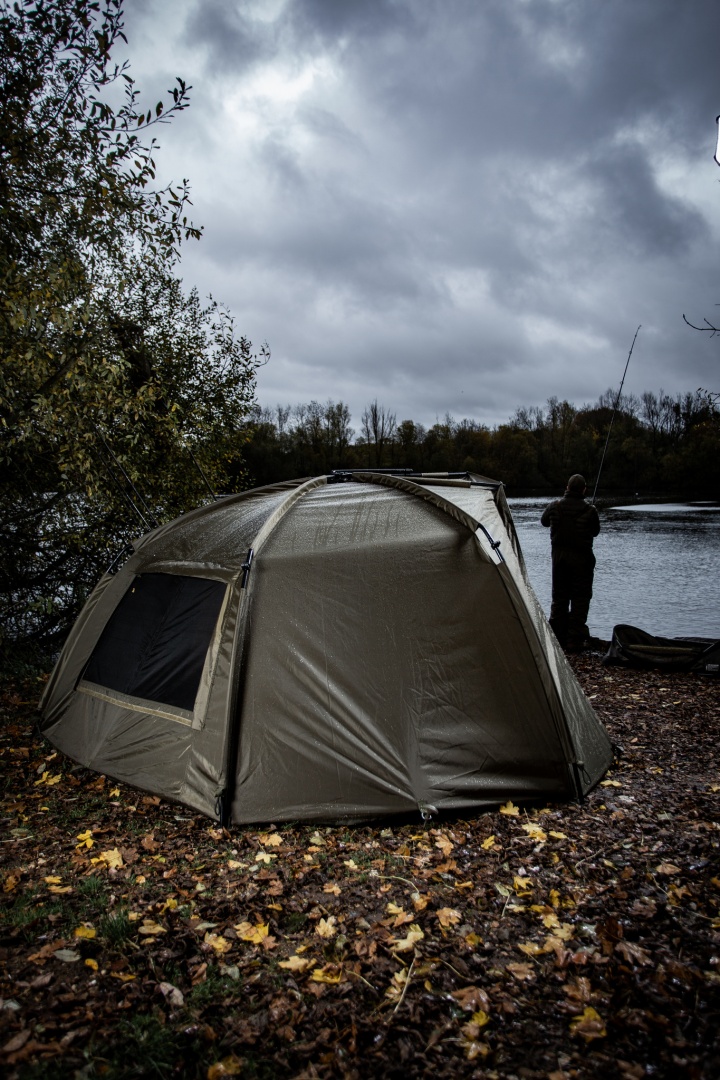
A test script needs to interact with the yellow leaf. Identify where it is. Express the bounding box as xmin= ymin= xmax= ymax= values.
xmin=387 ymin=902 xmax=404 ymax=915
xmin=45 ymin=774 xmax=62 ymax=786
xmin=98 ymin=848 xmax=124 ymax=870
xmin=279 ymin=955 xmax=312 ymax=973
xmin=227 ymin=860 xmax=244 ymax=870
xmin=85 ymin=958 xmax=99 ymax=971
xmin=315 ymin=916 xmax=337 ymax=939
xmin=436 ymin=907 xmax=461 ymax=928
xmin=323 ymin=883 xmax=341 ymax=896
xmin=471 ymin=1010 xmax=490 ymax=1028
xmin=48 ymin=885 xmax=73 ymax=894
xmin=3 ymin=873 xmax=19 ymax=893
xmin=204 ymin=932 xmax=232 ymax=955
xmin=139 ymin=920 xmax=166 ymax=936
xmin=481 ymin=835 xmax=496 ymax=850
xmin=513 ymin=875 xmax=533 ymax=892
xmin=109 ymin=788 xmax=120 ymax=797
xmin=499 ymin=801 xmax=519 ymax=816
xmin=600 ymin=780 xmax=622 ymax=788
xmin=159 ymin=898 xmax=178 ymax=914
xmin=111 ymin=972 xmax=136 ymax=982
xmin=522 ymin=823 xmax=547 ymax=842
xmin=235 ymin=921 xmax=269 ymax=944
xmin=74 ymin=925 xmax=96 ymax=940
xmin=343 ymin=859 xmax=359 ymax=870
xmin=263 ymin=833 xmax=283 ymax=847
xmin=207 ymin=1055 xmax=243 ymax=1079
xmin=549 ymin=889 xmax=561 ymax=908
xmin=548 ymin=831 xmax=567 ymax=840
xmin=311 ymin=965 xmax=343 ymax=984
xmin=76 ymin=830 xmax=94 ymax=849
xmin=412 ymin=892 xmax=429 ymax=911
xmin=518 ymin=941 xmax=546 ymax=956
xmin=392 ymin=925 xmax=424 ymax=952
xmin=570 ymin=1006 xmax=606 ymax=1041
xmin=255 ymin=851 xmax=276 ymax=864
xmin=542 ymin=913 xmax=560 ymax=929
